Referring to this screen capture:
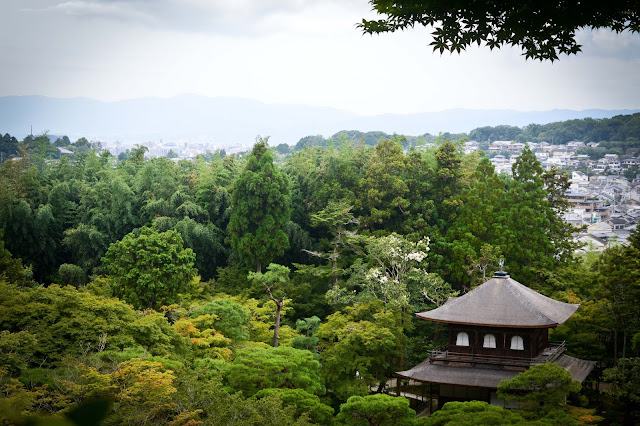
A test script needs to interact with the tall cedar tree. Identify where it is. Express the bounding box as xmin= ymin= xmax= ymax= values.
xmin=227 ymin=139 xmax=291 ymax=272
xmin=503 ymin=145 xmax=566 ymax=283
